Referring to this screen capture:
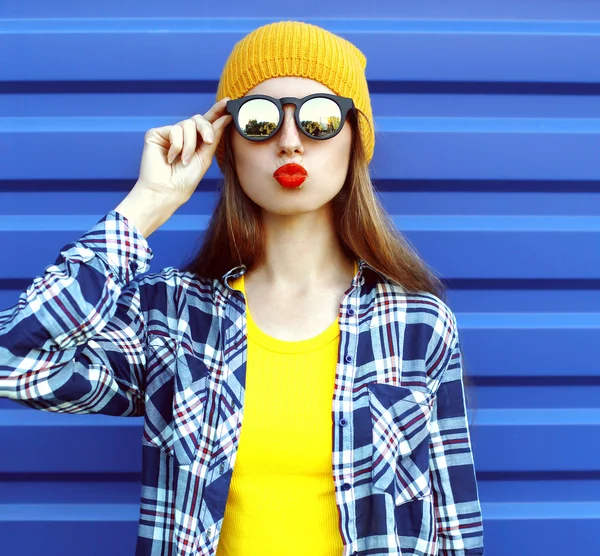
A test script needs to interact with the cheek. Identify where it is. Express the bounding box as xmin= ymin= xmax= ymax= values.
xmin=230 ymin=130 xmax=246 ymax=166
xmin=318 ymin=128 xmax=352 ymax=168
xmin=229 ymin=134 xmax=268 ymax=200
xmin=332 ymin=123 xmax=353 ymax=156
xmin=231 ymin=132 xmax=268 ymax=171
